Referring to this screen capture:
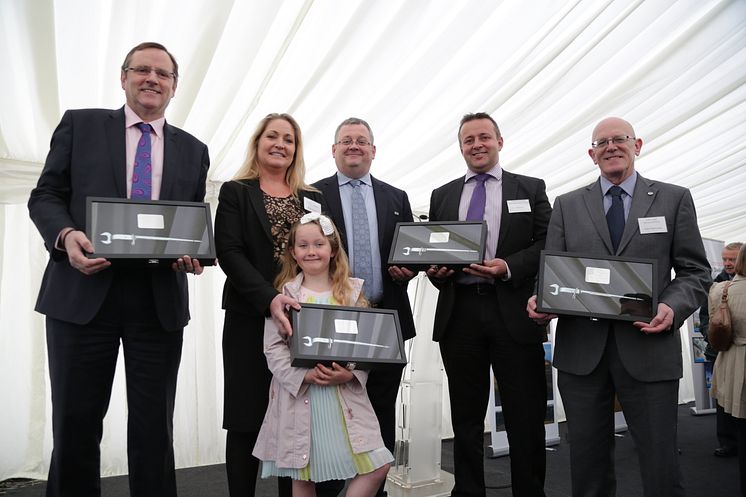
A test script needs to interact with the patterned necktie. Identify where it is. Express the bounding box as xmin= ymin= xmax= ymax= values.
xmin=466 ymin=173 xmax=490 ymax=220
xmin=131 ymin=122 xmax=153 ymax=199
xmin=350 ymin=180 xmax=374 ymax=300
xmin=606 ymin=185 xmax=625 ymax=252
